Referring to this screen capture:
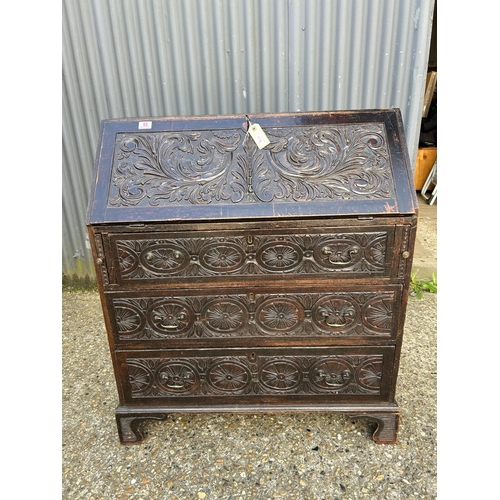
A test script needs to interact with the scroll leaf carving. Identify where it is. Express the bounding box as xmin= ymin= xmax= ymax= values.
xmin=108 ymin=124 xmax=394 ymax=207
xmin=112 ymin=131 xmax=242 ymax=206
xmin=255 ymin=127 xmax=391 ymax=202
